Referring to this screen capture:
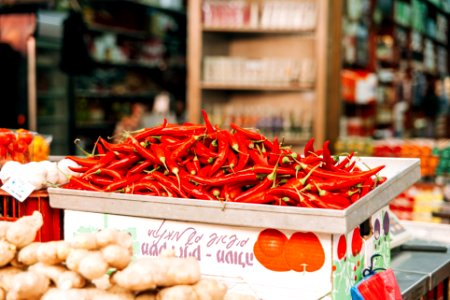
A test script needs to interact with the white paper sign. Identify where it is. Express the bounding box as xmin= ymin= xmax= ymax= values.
xmin=1 ymin=177 xmax=35 ymax=202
